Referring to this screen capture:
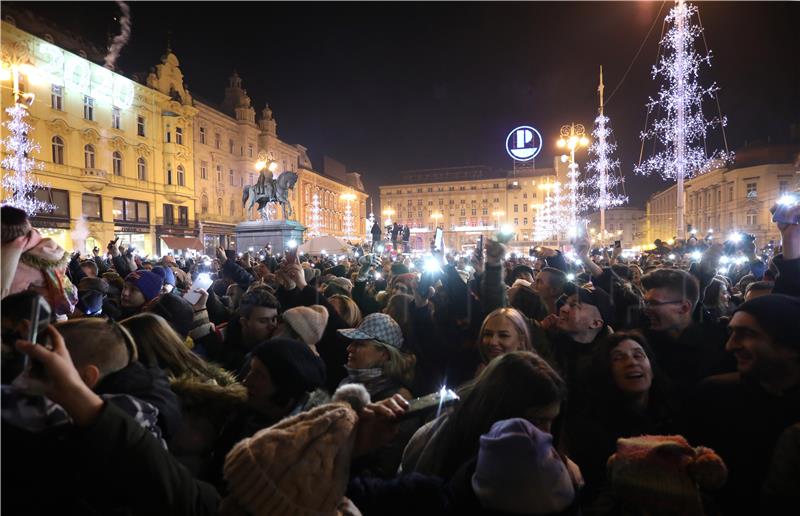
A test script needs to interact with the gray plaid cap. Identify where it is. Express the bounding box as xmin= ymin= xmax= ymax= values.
xmin=338 ymin=313 xmax=404 ymax=349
